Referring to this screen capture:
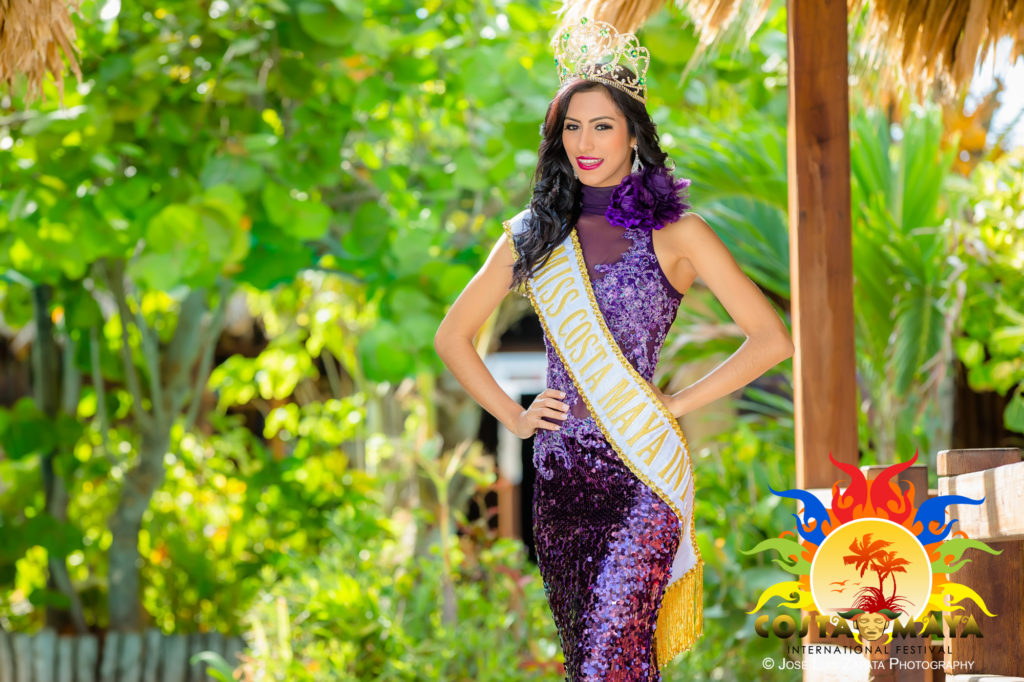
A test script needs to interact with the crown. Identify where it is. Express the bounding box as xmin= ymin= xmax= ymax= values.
xmin=551 ymin=18 xmax=650 ymax=104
